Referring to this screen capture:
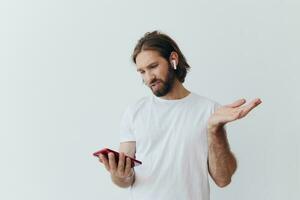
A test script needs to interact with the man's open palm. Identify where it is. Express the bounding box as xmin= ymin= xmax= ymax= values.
xmin=208 ymin=98 xmax=262 ymax=129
